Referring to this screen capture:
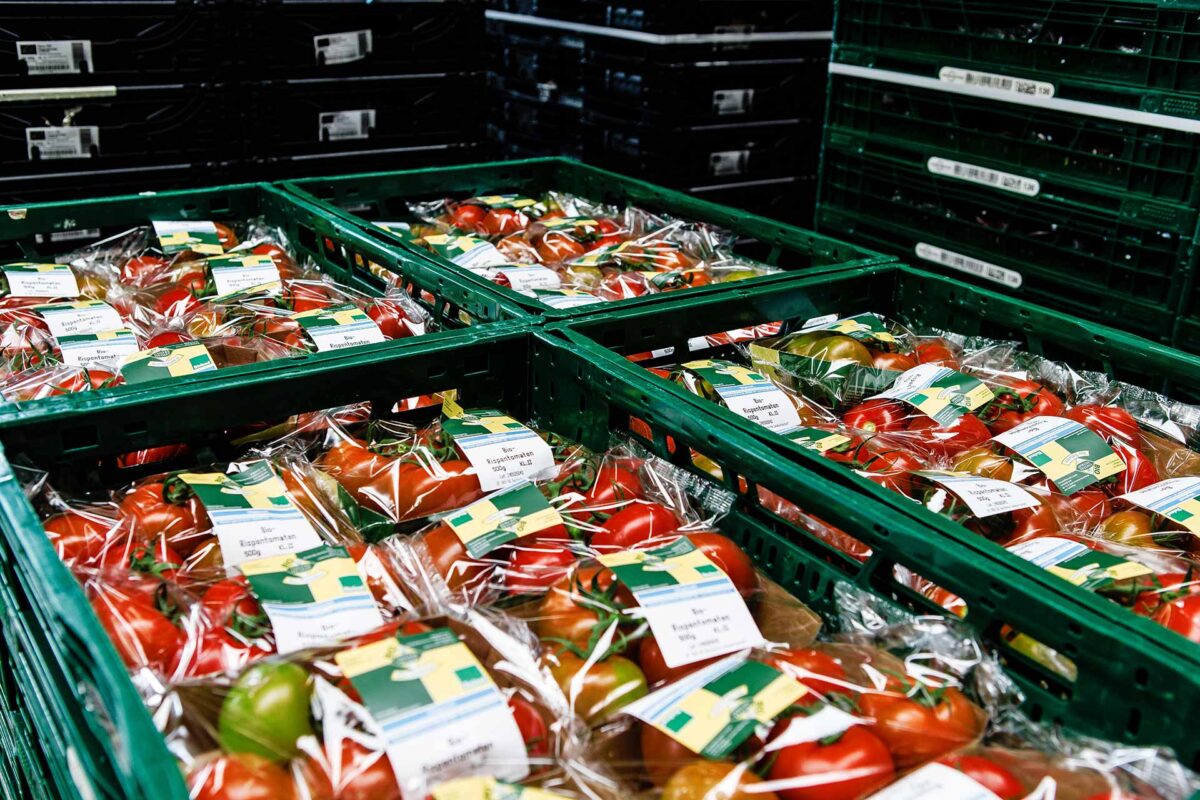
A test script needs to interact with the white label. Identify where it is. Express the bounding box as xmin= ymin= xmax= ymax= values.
xmin=865 ymin=763 xmax=1001 ymax=800
xmin=938 ymin=66 xmax=1055 ymax=98
xmin=915 ymin=242 xmax=1023 ymax=289
xmin=920 ymin=471 xmax=1040 ymax=518
xmin=3 ymin=264 xmax=80 ymax=297
xmin=314 ymin=30 xmax=372 ymax=65
xmin=265 ymin=596 xmax=382 ymax=654
xmin=533 ymin=291 xmax=602 ymax=309
xmin=17 ymin=40 xmax=93 ymax=75
xmin=711 ymin=150 xmax=749 ymax=177
xmin=1121 ymin=477 xmax=1200 ymax=534
xmin=451 ymin=242 xmax=507 ymax=272
xmin=26 ymin=126 xmax=98 ymax=160
xmin=764 ymin=705 xmax=865 ymax=751
xmin=302 ymin=316 xmax=386 ymax=353
xmin=713 ymin=88 xmax=754 ymax=116
xmin=448 ymin=415 xmax=556 ymax=492
xmin=35 ymin=227 xmax=100 ymax=245
xmin=927 ymin=156 xmax=1040 ymax=197
xmin=497 ymin=266 xmax=561 ymax=294
xmin=58 ymin=331 xmax=139 ymax=369
xmin=802 ymin=313 xmax=839 ymax=330
xmin=212 ymin=509 xmax=323 ymax=573
xmin=36 ymin=301 xmax=121 ymax=338
xmin=1008 ymin=536 xmax=1088 ymax=569
xmin=209 ymin=255 xmax=281 ymax=296
xmin=714 ymin=382 xmax=803 ymax=433
xmin=319 ymin=109 xmax=375 ymax=141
